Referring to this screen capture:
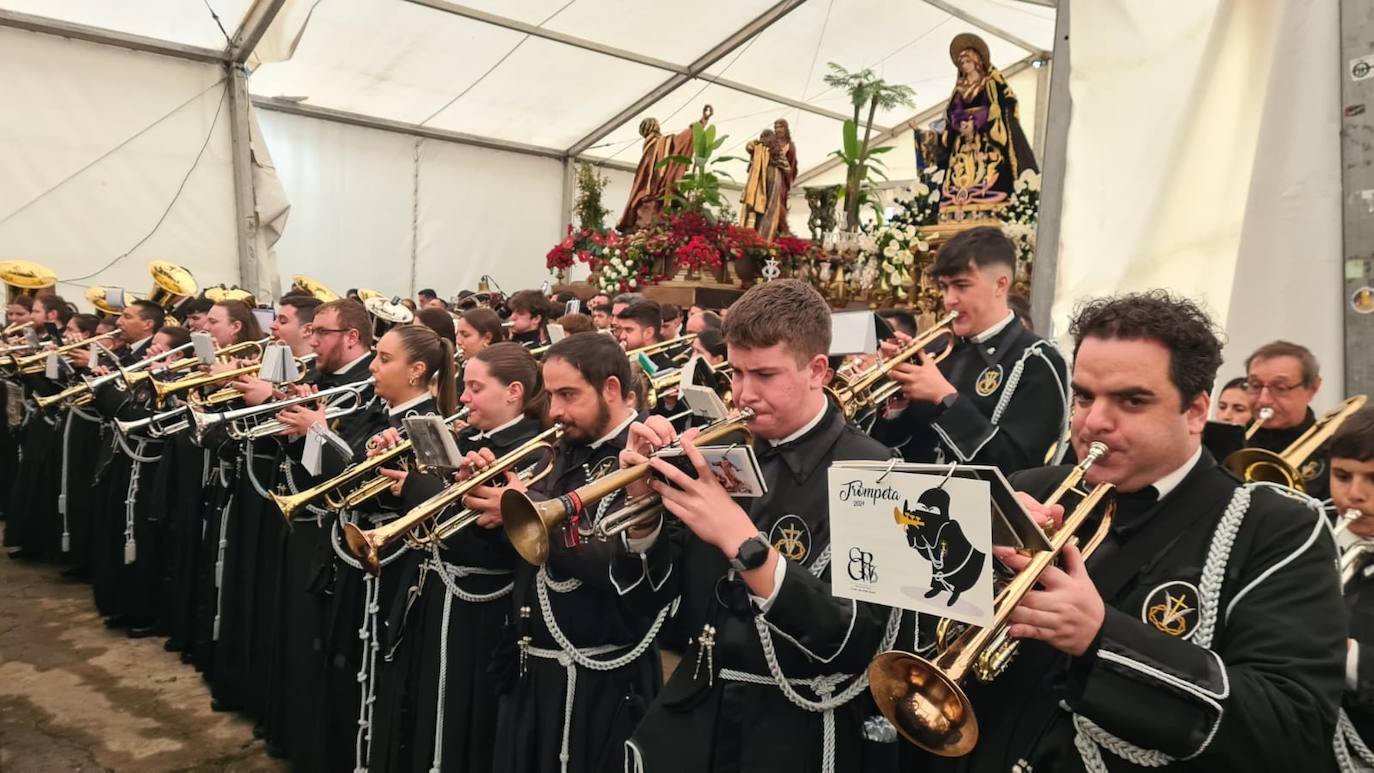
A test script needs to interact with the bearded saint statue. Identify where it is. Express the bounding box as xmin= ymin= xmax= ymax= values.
xmin=617 ymin=105 xmax=713 ymax=233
